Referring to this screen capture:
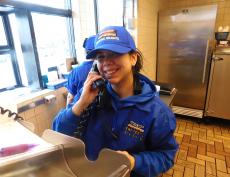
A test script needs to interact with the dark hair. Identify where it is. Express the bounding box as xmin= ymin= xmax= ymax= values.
xmin=129 ymin=49 xmax=144 ymax=94
xmin=86 ymin=49 xmax=91 ymax=55
xmin=129 ymin=48 xmax=143 ymax=74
